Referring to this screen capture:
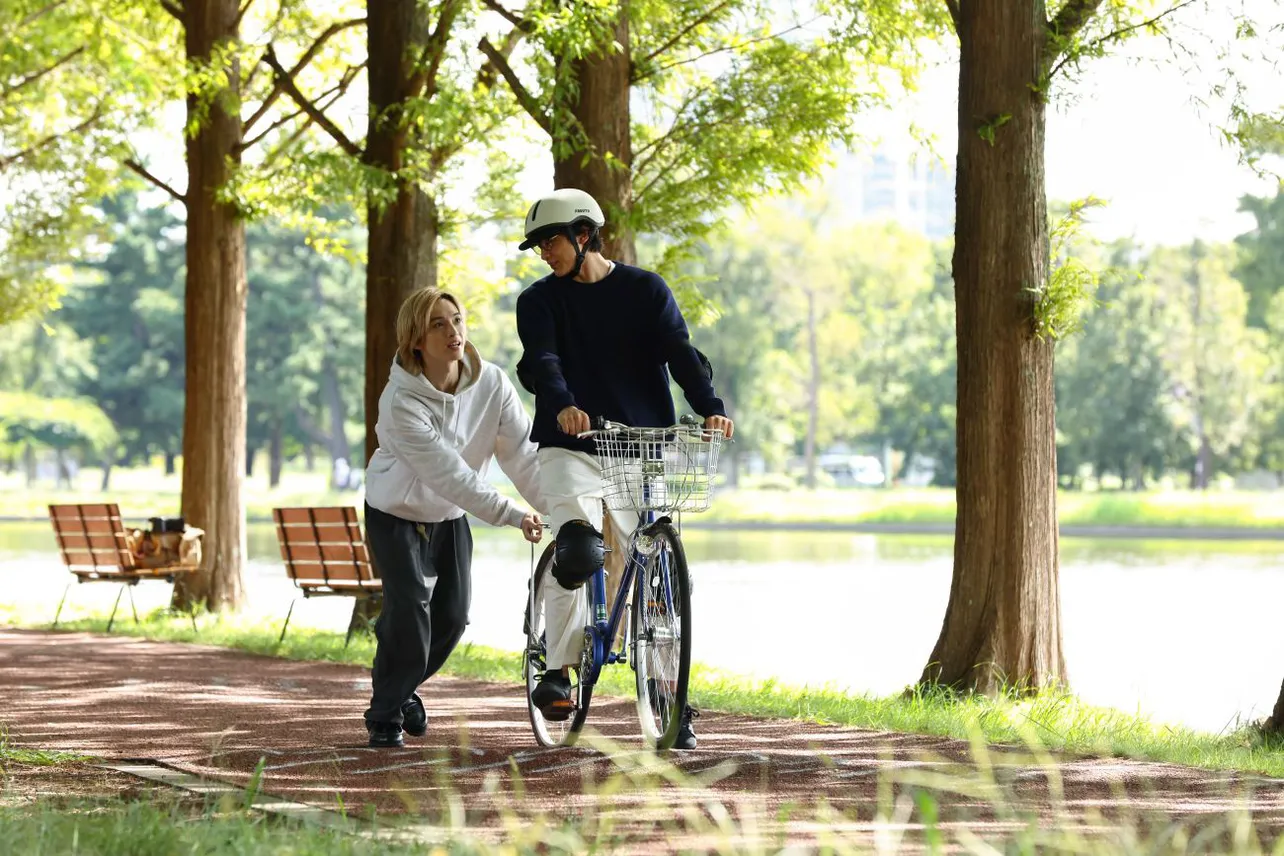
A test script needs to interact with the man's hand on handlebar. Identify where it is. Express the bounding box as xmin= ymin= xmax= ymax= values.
xmin=704 ymin=414 xmax=734 ymax=440
xmin=557 ymin=406 xmax=591 ymax=436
